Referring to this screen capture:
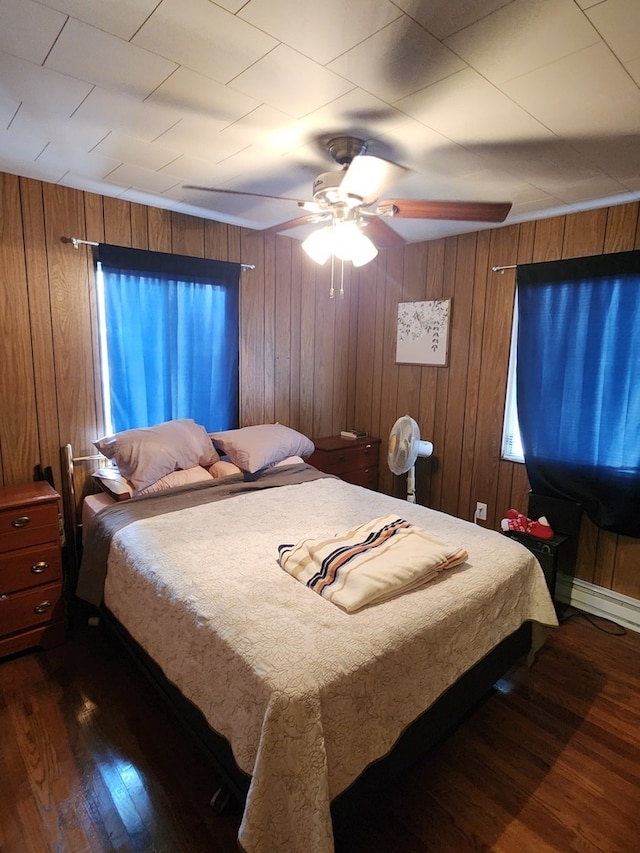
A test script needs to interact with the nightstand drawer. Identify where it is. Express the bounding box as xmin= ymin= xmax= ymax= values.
xmin=343 ymin=466 xmax=379 ymax=489
xmin=0 ymin=581 xmax=63 ymax=636
xmin=316 ymin=442 xmax=378 ymax=475
xmin=0 ymin=503 xmax=59 ymax=552
xmin=0 ymin=543 xmax=63 ymax=595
